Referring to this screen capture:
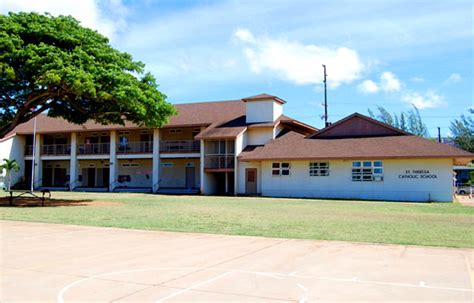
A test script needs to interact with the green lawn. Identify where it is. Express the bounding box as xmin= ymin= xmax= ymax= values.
xmin=1 ymin=191 xmax=473 ymax=248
